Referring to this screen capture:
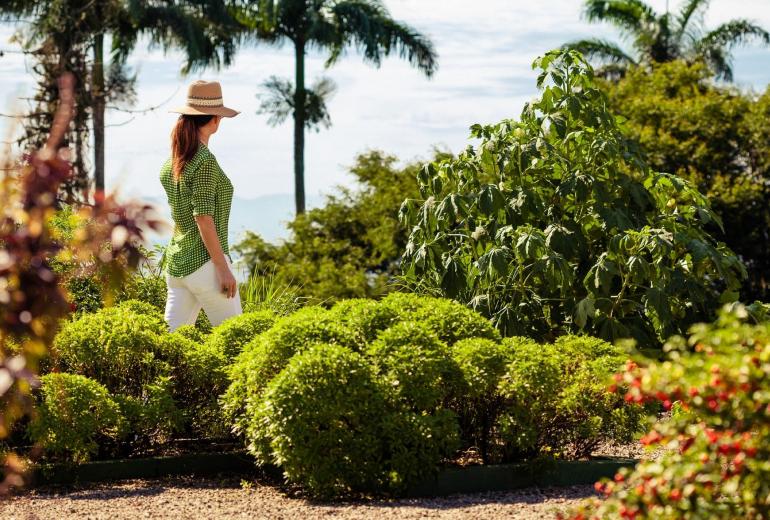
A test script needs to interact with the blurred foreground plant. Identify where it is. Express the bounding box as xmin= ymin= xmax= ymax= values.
xmin=564 ymin=306 xmax=770 ymax=519
xmin=0 ymin=73 xmax=160 ymax=492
